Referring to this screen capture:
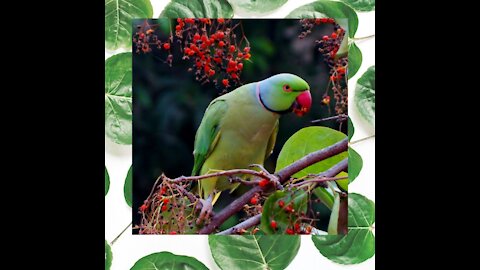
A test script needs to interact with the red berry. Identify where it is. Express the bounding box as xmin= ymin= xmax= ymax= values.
xmin=270 ymin=220 xmax=278 ymax=230
xmin=217 ymin=31 xmax=225 ymax=39
xmin=169 ymin=231 xmax=177 ymax=235
xmin=161 ymin=205 xmax=168 ymax=212
xmin=330 ymin=75 xmax=336 ymax=81
xmin=322 ymin=35 xmax=329 ymax=41
xmin=222 ymin=79 xmax=229 ymax=86
xmin=285 ymin=205 xmax=294 ymax=213
xmin=185 ymin=18 xmax=195 ymax=24
xmin=229 ymin=45 xmax=236 ymax=53
xmin=330 ymin=51 xmax=336 ymax=58
xmin=243 ymin=47 xmax=250 ymax=53
xmin=244 ymin=53 xmax=251 ymax=60
xmin=139 ymin=33 xmax=145 ymax=39
xmin=218 ymin=41 xmax=225 ymax=47
xmin=315 ymin=19 xmax=321 ymax=25
xmin=163 ymin=198 xmax=169 ymax=204
xmin=139 ymin=204 xmax=147 ymax=212
xmin=175 ymin=25 xmax=182 ymax=31
xmin=320 ymin=18 xmax=328 ymax=23
xmin=322 ymin=96 xmax=331 ymax=105
xmin=331 ymin=32 xmax=338 ymax=39
xmin=217 ymin=18 xmax=225 ymax=23
xmin=327 ymin=18 xmax=335 ymax=23
xmin=160 ymin=187 xmax=166 ymax=195
xmin=228 ymin=60 xmax=236 ymax=68
xmin=286 ymin=228 xmax=295 ymax=235
xmin=213 ymin=57 xmax=222 ymax=63
xmin=294 ymin=223 xmax=301 ymax=232
xmin=337 ymin=67 xmax=346 ymax=74
xmin=258 ymin=179 xmax=269 ymax=187
xmin=193 ymin=33 xmax=200 ymax=41
xmin=237 ymin=52 xmax=243 ymax=58
xmin=237 ymin=63 xmax=243 ymax=70
xmin=208 ymin=69 xmax=215 ymax=76
xmin=177 ymin=18 xmax=183 ymax=23
xmin=278 ymin=200 xmax=285 ymax=207
xmin=250 ymin=197 xmax=258 ymax=204
xmin=231 ymin=73 xmax=238 ymax=79
xmin=163 ymin=43 xmax=170 ymax=50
